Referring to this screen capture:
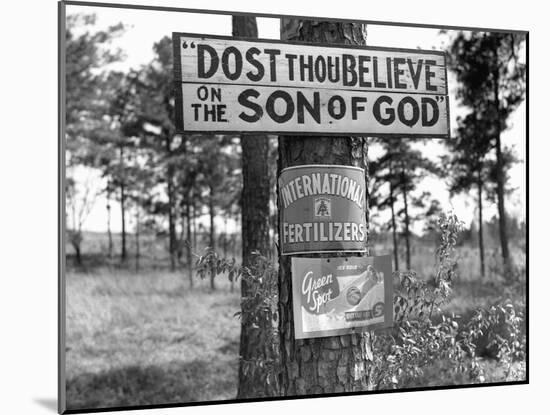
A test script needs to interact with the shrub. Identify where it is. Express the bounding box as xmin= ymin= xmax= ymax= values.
xmin=194 ymin=212 xmax=526 ymax=394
